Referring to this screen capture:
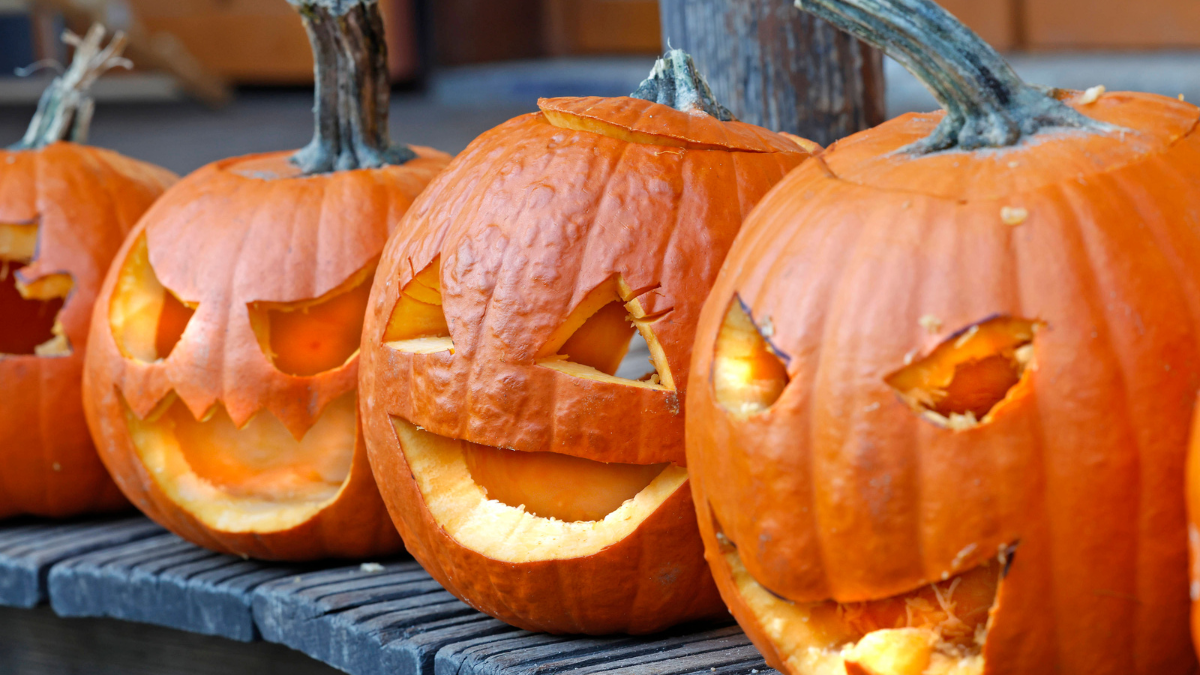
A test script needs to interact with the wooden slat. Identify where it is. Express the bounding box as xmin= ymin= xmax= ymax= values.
xmin=0 ymin=605 xmax=343 ymax=675
xmin=2 ymin=516 xmax=778 ymax=674
xmin=0 ymin=516 xmax=163 ymax=608
xmin=252 ymin=561 xmax=521 ymax=675
xmin=435 ymin=623 xmax=777 ymax=675
xmin=49 ymin=531 xmax=298 ymax=641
